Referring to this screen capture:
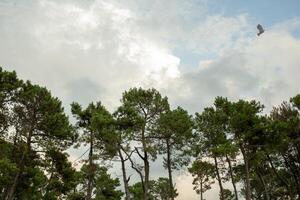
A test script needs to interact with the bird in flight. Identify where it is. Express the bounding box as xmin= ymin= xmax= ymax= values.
xmin=257 ymin=24 xmax=264 ymax=36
